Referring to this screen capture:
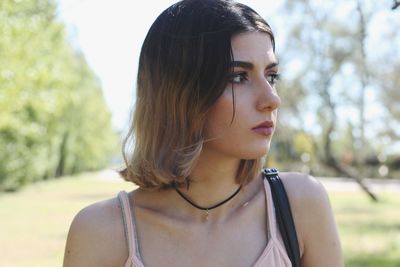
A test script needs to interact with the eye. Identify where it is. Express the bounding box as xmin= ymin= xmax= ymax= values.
xmin=266 ymin=73 xmax=281 ymax=86
xmin=229 ymin=72 xmax=248 ymax=84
